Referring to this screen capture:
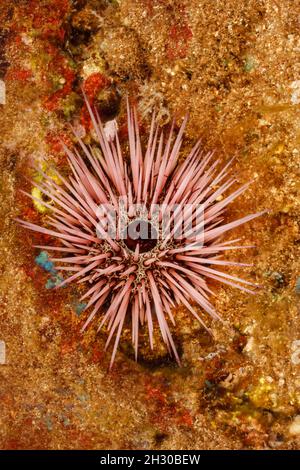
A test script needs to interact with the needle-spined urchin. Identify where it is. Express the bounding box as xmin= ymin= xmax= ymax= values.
xmin=17 ymin=98 xmax=264 ymax=367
